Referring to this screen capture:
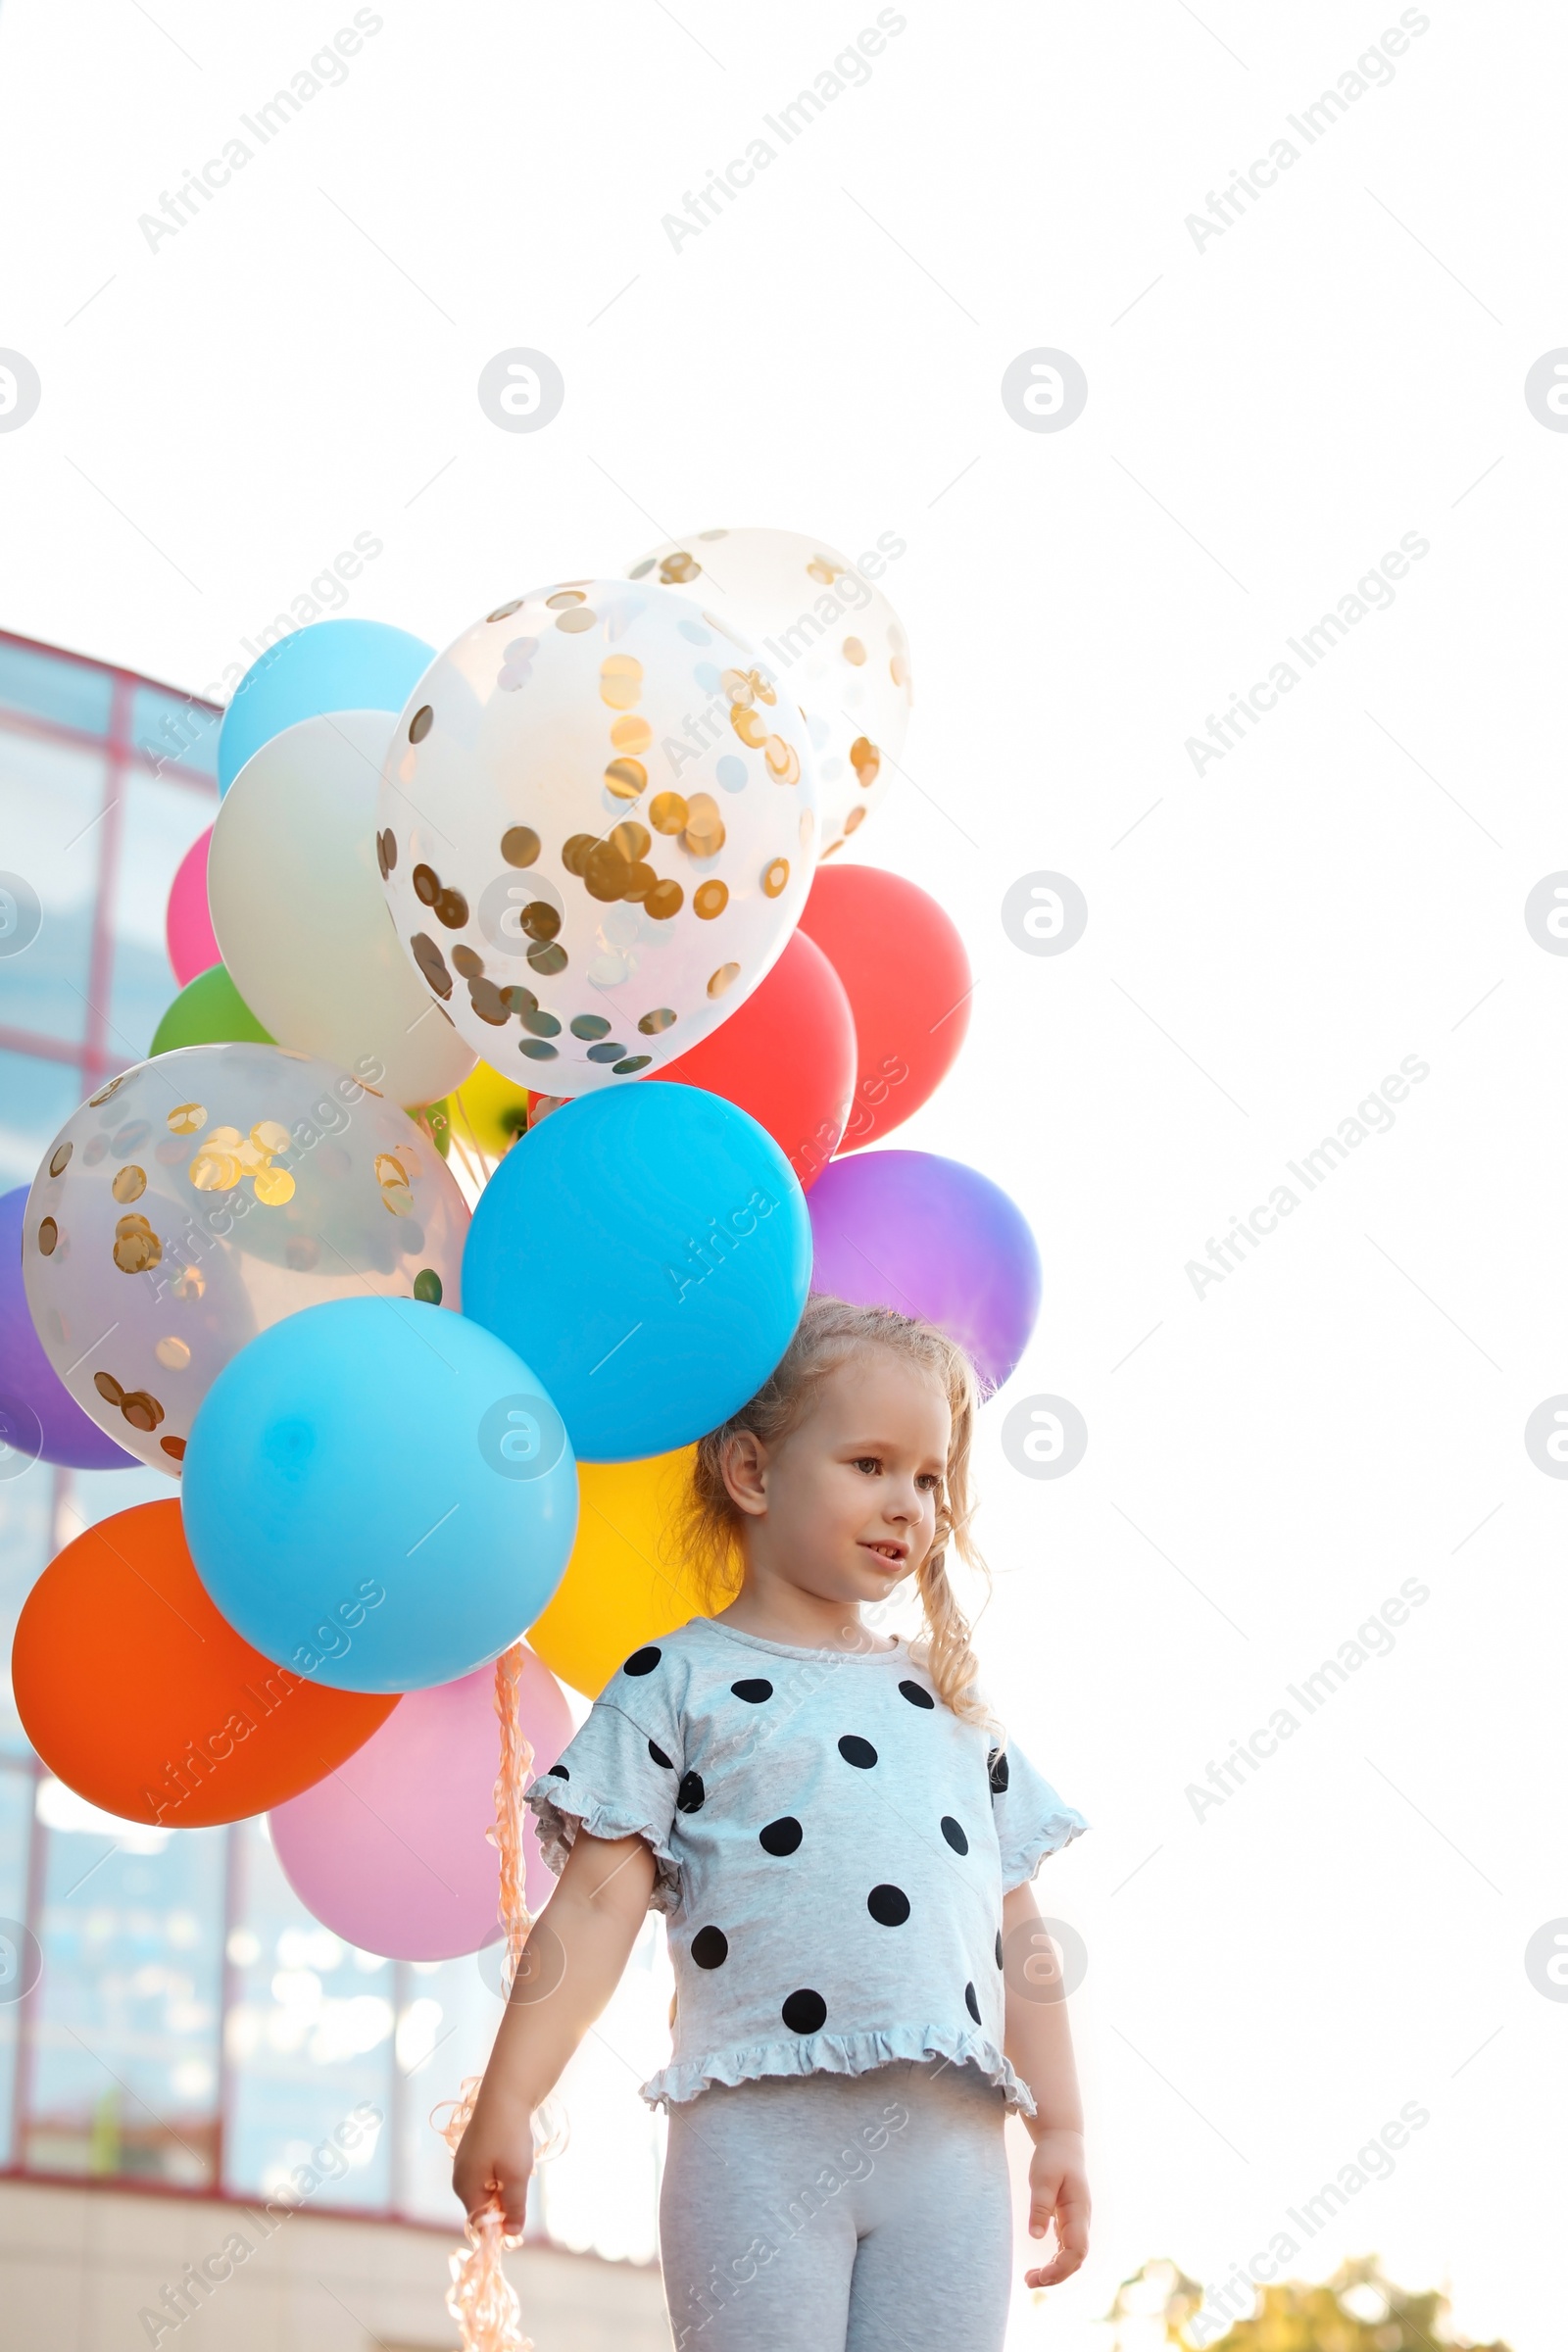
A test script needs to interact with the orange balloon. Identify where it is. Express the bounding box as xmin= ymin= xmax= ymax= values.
xmin=13 ymin=1500 xmax=397 ymax=1827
